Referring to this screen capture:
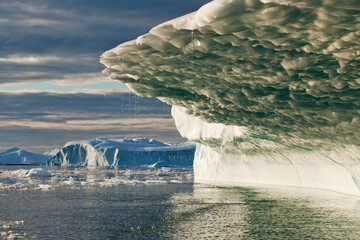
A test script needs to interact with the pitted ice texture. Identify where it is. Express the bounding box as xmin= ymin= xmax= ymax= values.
xmin=101 ymin=0 xmax=360 ymax=147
